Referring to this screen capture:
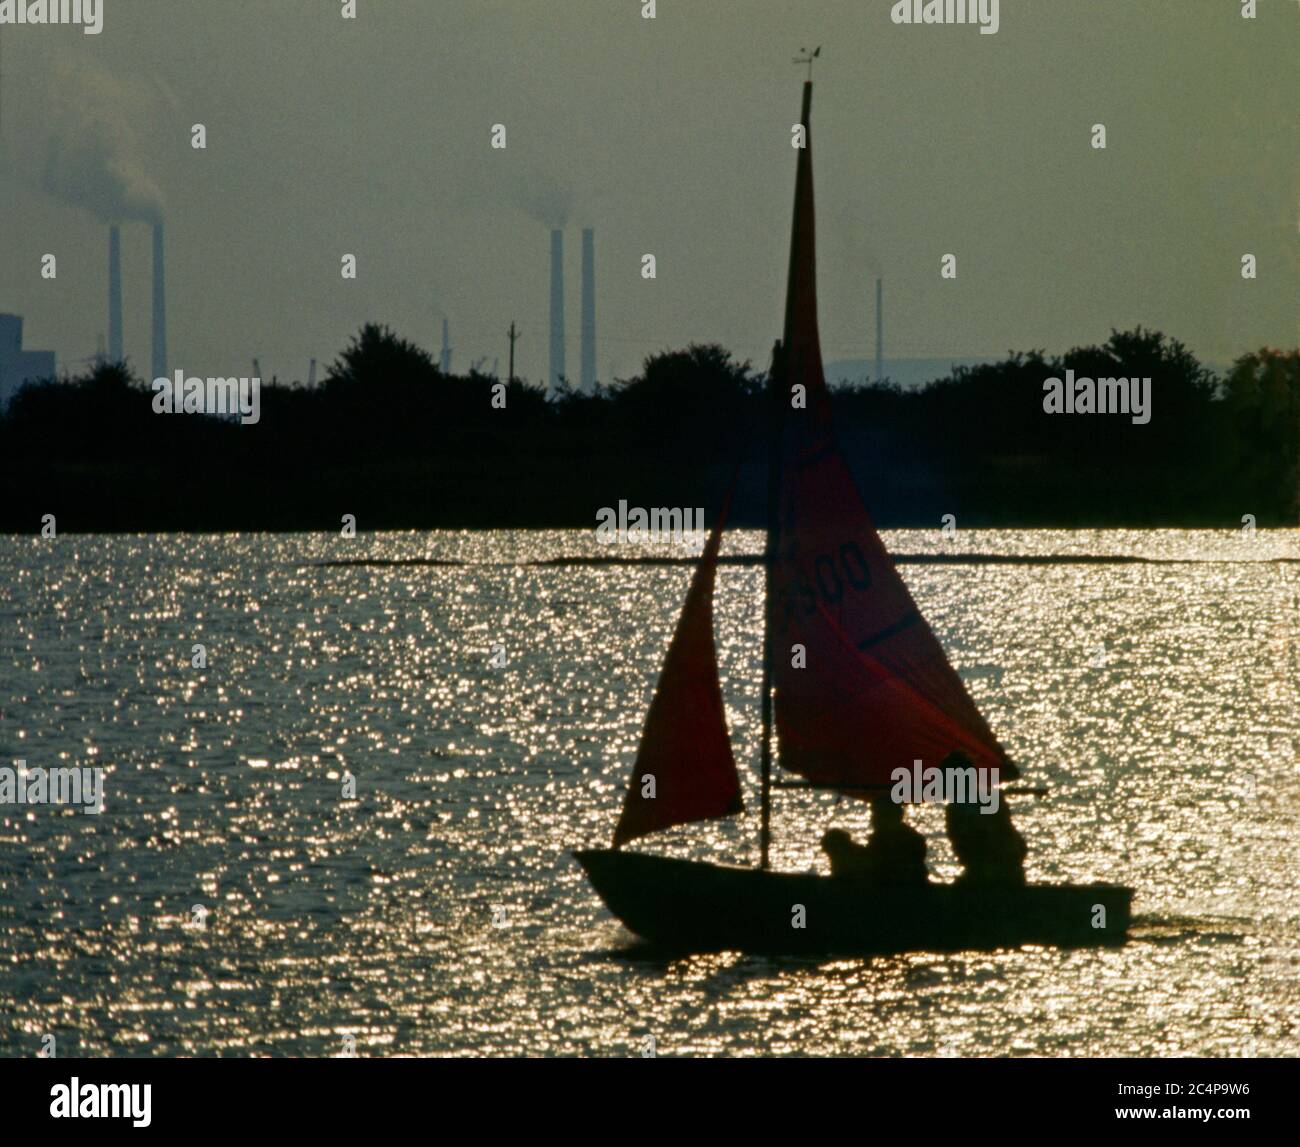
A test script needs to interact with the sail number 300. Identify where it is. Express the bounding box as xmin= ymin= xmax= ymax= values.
xmin=793 ymin=541 xmax=872 ymax=614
